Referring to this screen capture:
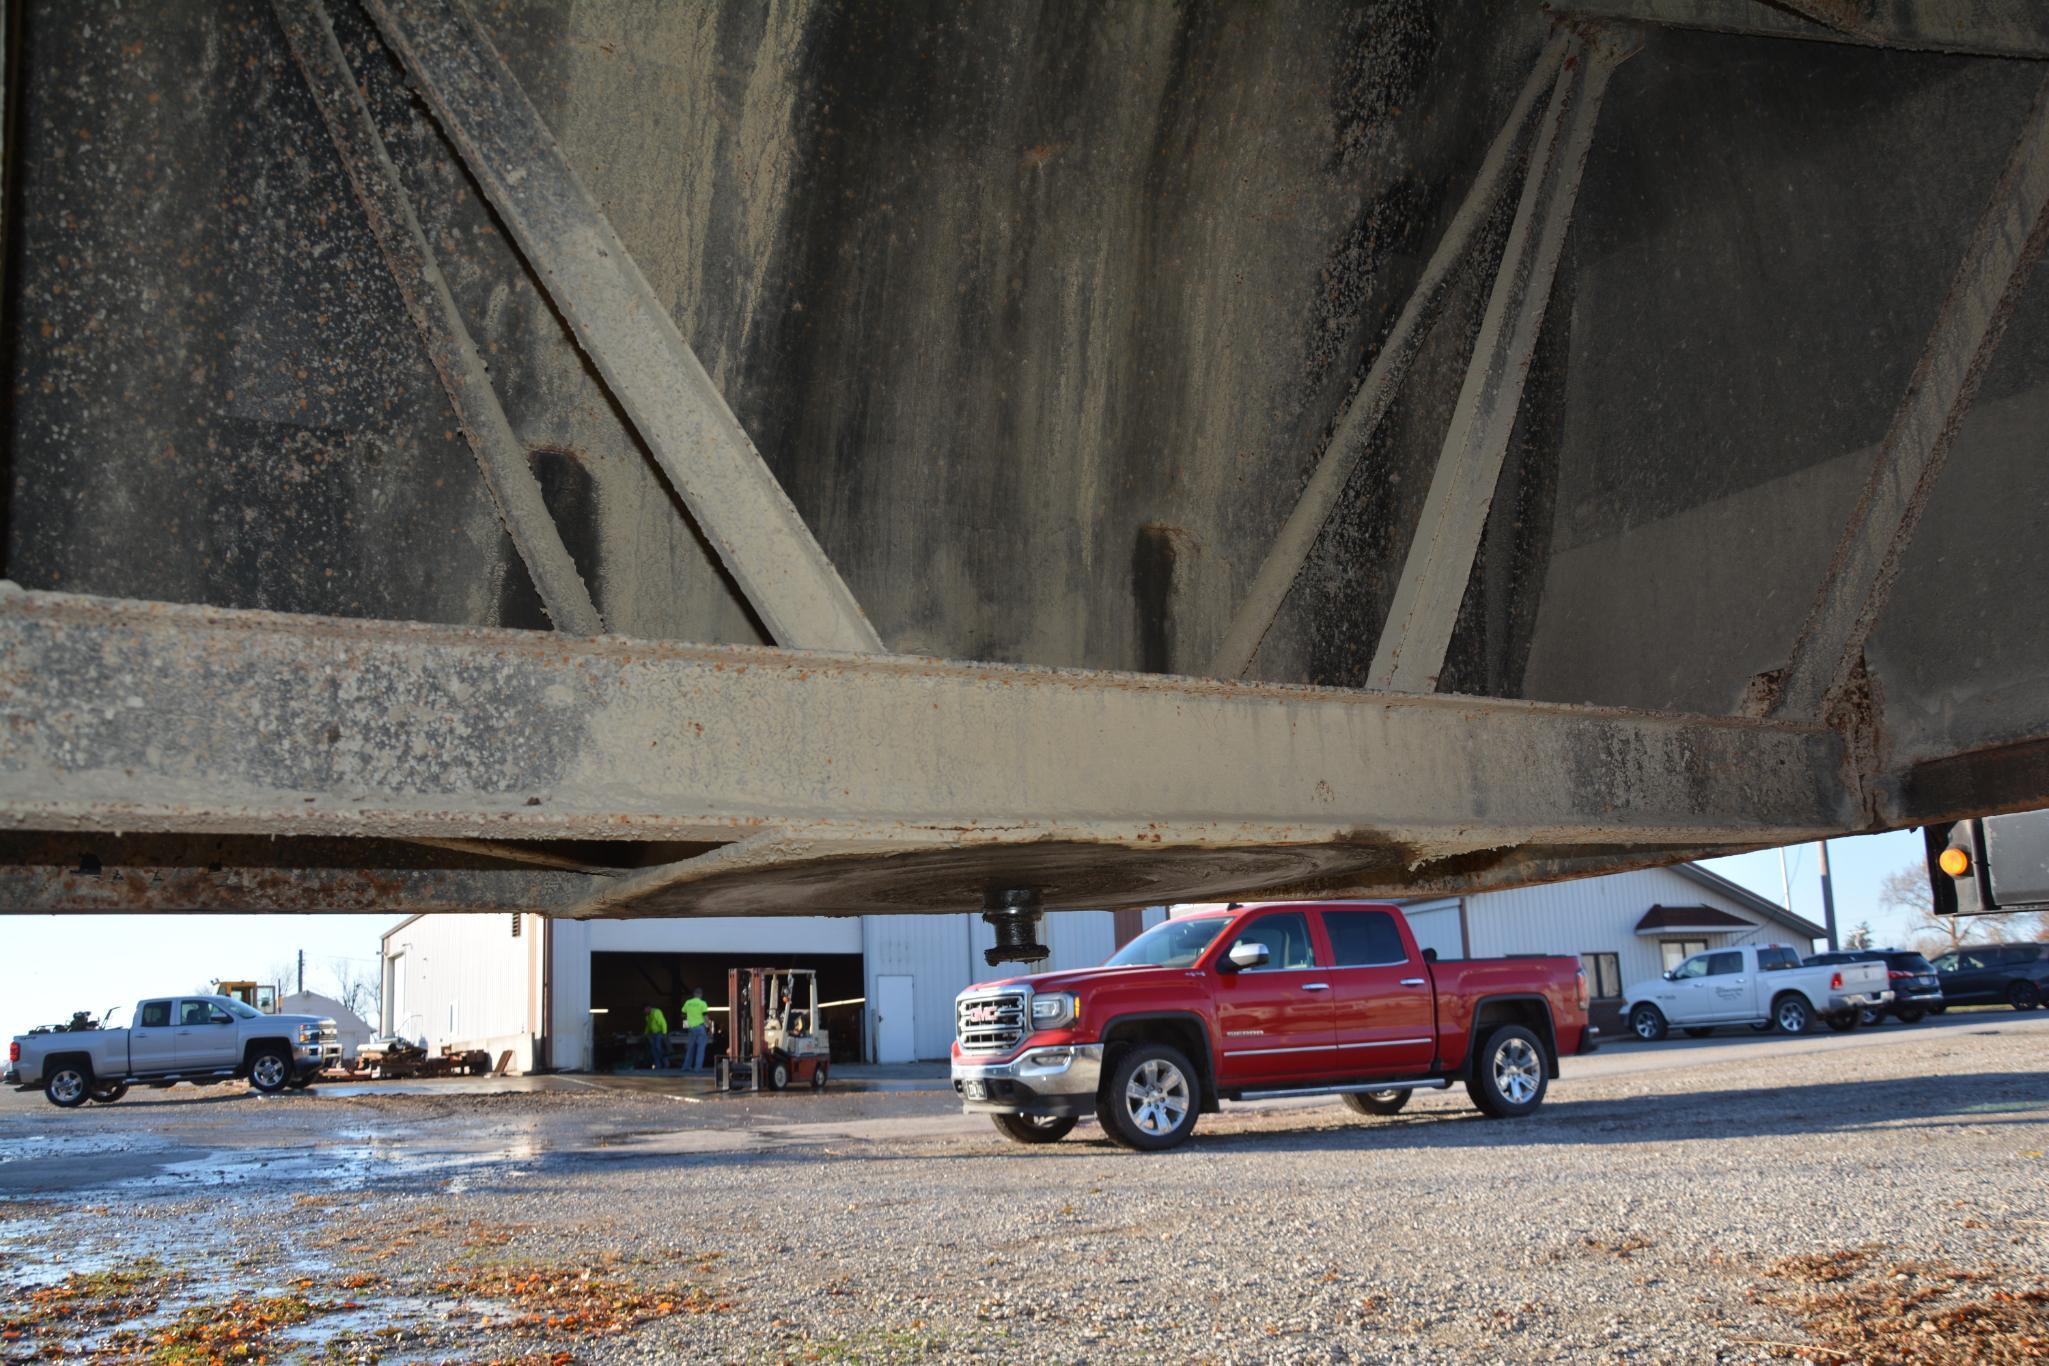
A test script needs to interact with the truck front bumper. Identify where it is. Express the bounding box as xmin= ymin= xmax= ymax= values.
xmin=293 ymin=1042 xmax=342 ymax=1076
xmin=952 ymin=1044 xmax=1105 ymax=1119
